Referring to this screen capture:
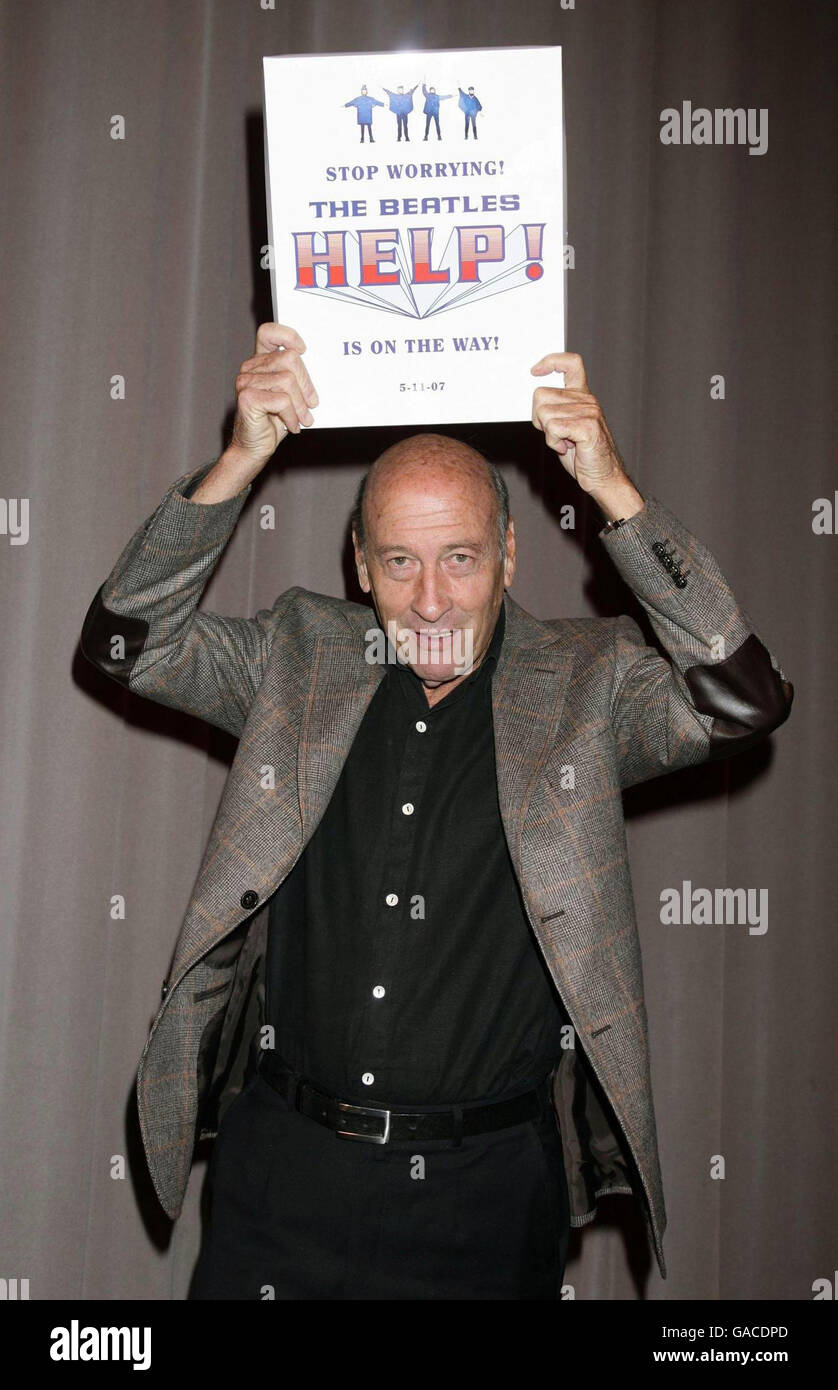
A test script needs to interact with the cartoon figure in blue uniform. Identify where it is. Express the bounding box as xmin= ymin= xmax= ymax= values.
xmin=459 ymin=86 xmax=483 ymax=139
xmin=383 ymin=84 xmax=419 ymax=142
xmin=421 ymin=84 xmax=453 ymax=141
xmin=344 ymin=85 xmax=384 ymax=143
